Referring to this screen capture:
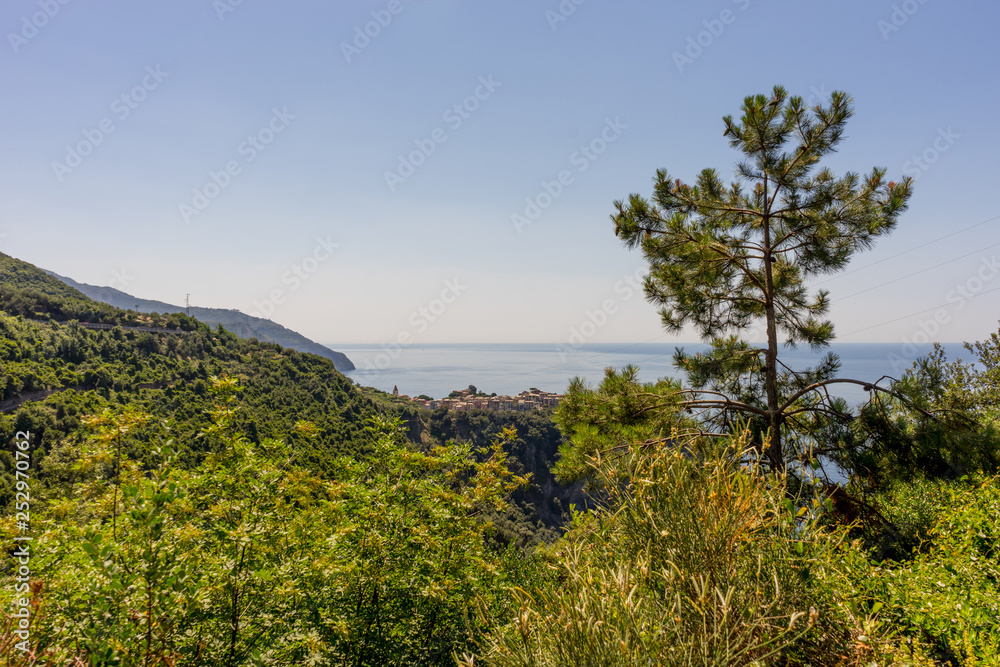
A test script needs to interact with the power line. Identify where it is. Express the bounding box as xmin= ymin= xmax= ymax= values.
xmin=839 ymin=285 xmax=1000 ymax=338
xmin=836 ymin=240 xmax=1000 ymax=301
xmin=428 ymin=280 xmax=1000 ymax=386
xmin=814 ymin=213 xmax=1000 ymax=286
xmin=423 ymin=234 xmax=999 ymax=384
xmin=362 ymin=218 xmax=1000 ymax=393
